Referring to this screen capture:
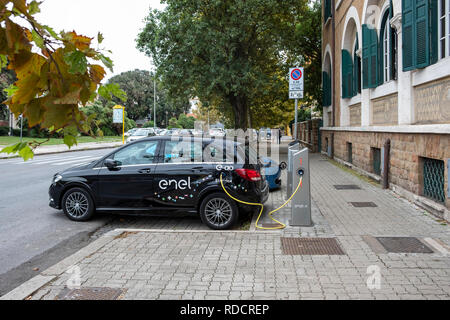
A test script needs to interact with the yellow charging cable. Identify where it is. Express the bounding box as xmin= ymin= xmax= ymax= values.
xmin=220 ymin=173 xmax=303 ymax=230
